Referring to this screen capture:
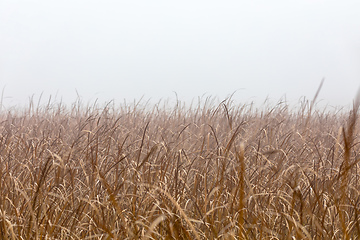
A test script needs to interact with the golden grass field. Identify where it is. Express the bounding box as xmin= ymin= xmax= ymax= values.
xmin=0 ymin=93 xmax=359 ymax=239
